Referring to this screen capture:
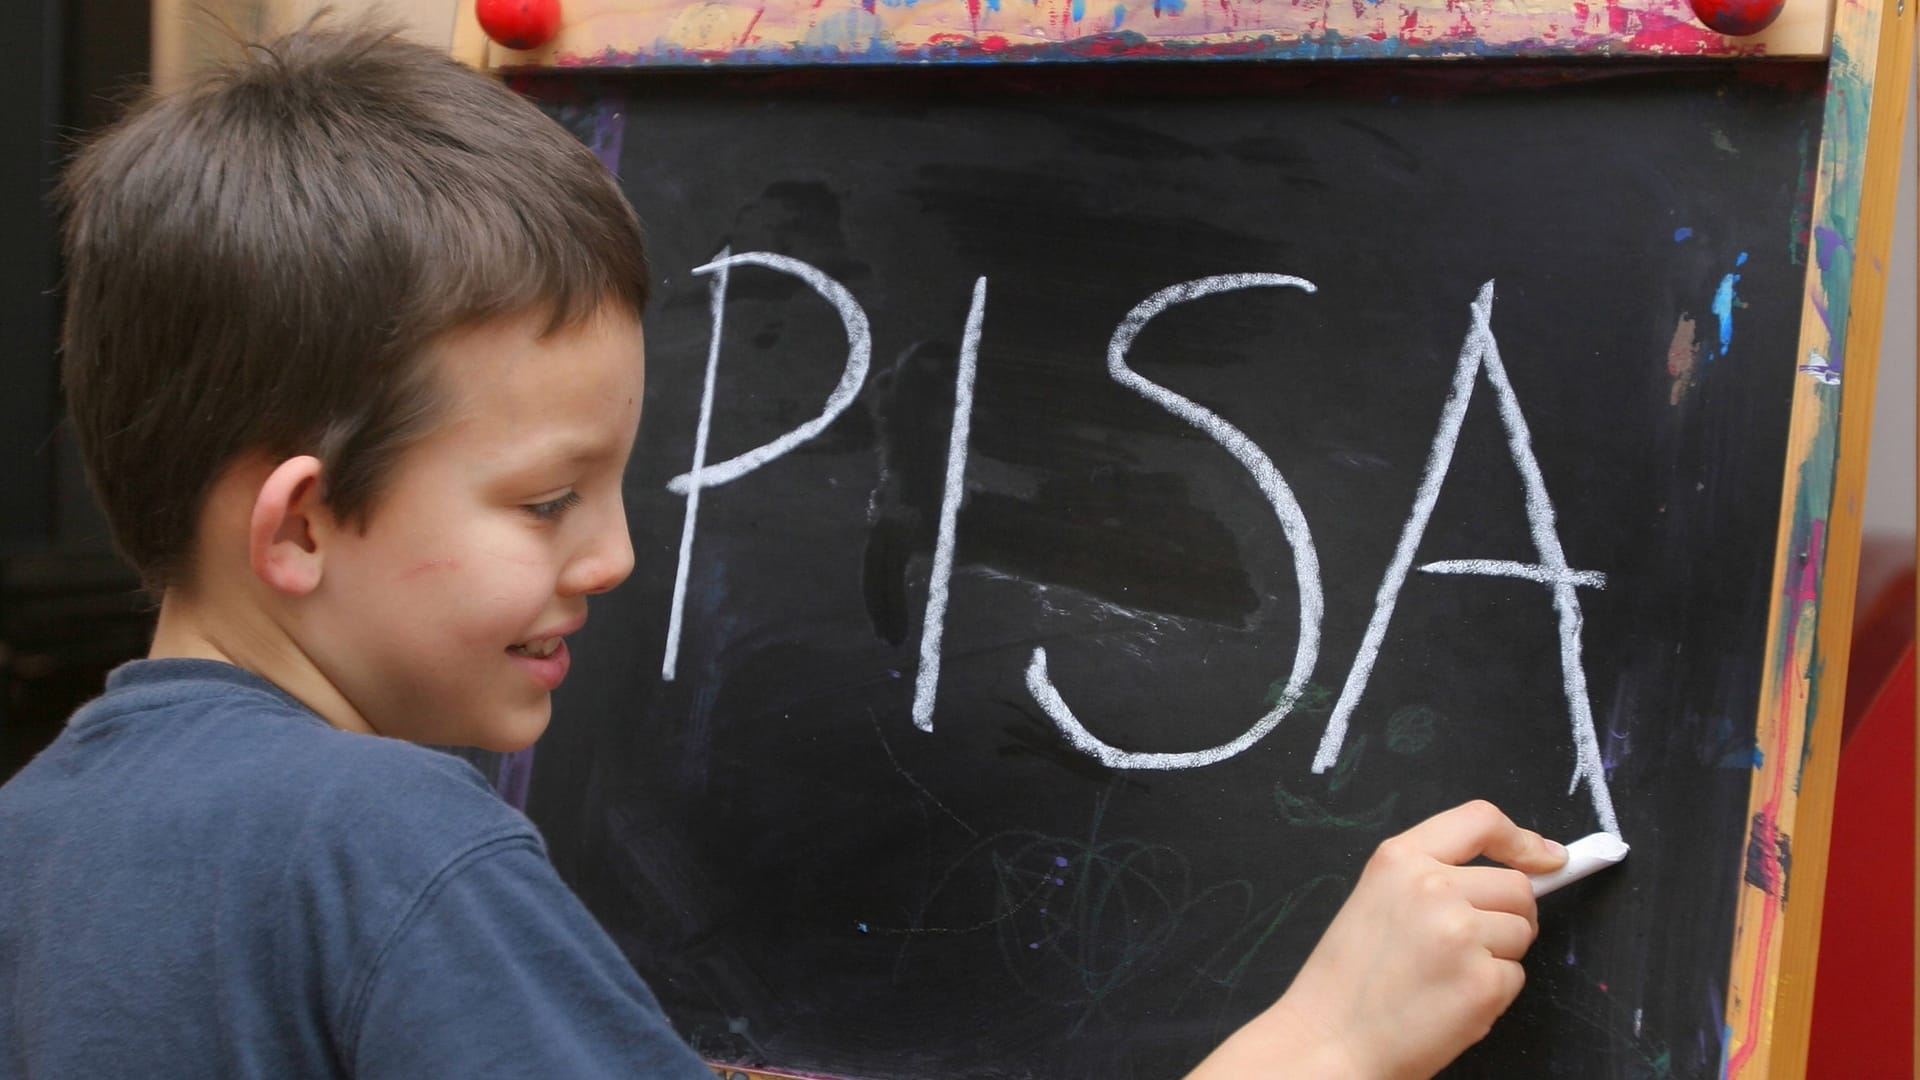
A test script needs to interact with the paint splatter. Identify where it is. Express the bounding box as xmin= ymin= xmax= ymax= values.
xmin=1798 ymin=349 xmax=1840 ymax=386
xmin=1710 ymin=253 xmax=1747 ymax=358
xmin=1666 ymin=313 xmax=1700 ymax=404
xmin=1673 ymin=226 xmax=1693 ymax=242
xmin=1743 ymin=811 xmax=1792 ymax=901
xmin=1813 ymin=225 xmax=1848 ymax=271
